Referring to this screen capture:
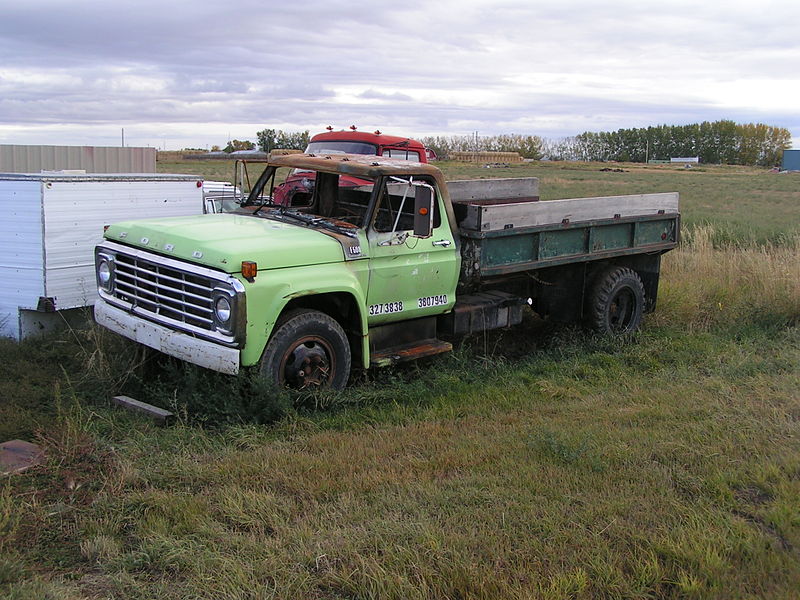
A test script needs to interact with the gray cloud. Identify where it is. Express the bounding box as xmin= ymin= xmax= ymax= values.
xmin=358 ymin=89 xmax=414 ymax=102
xmin=0 ymin=0 xmax=798 ymax=149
